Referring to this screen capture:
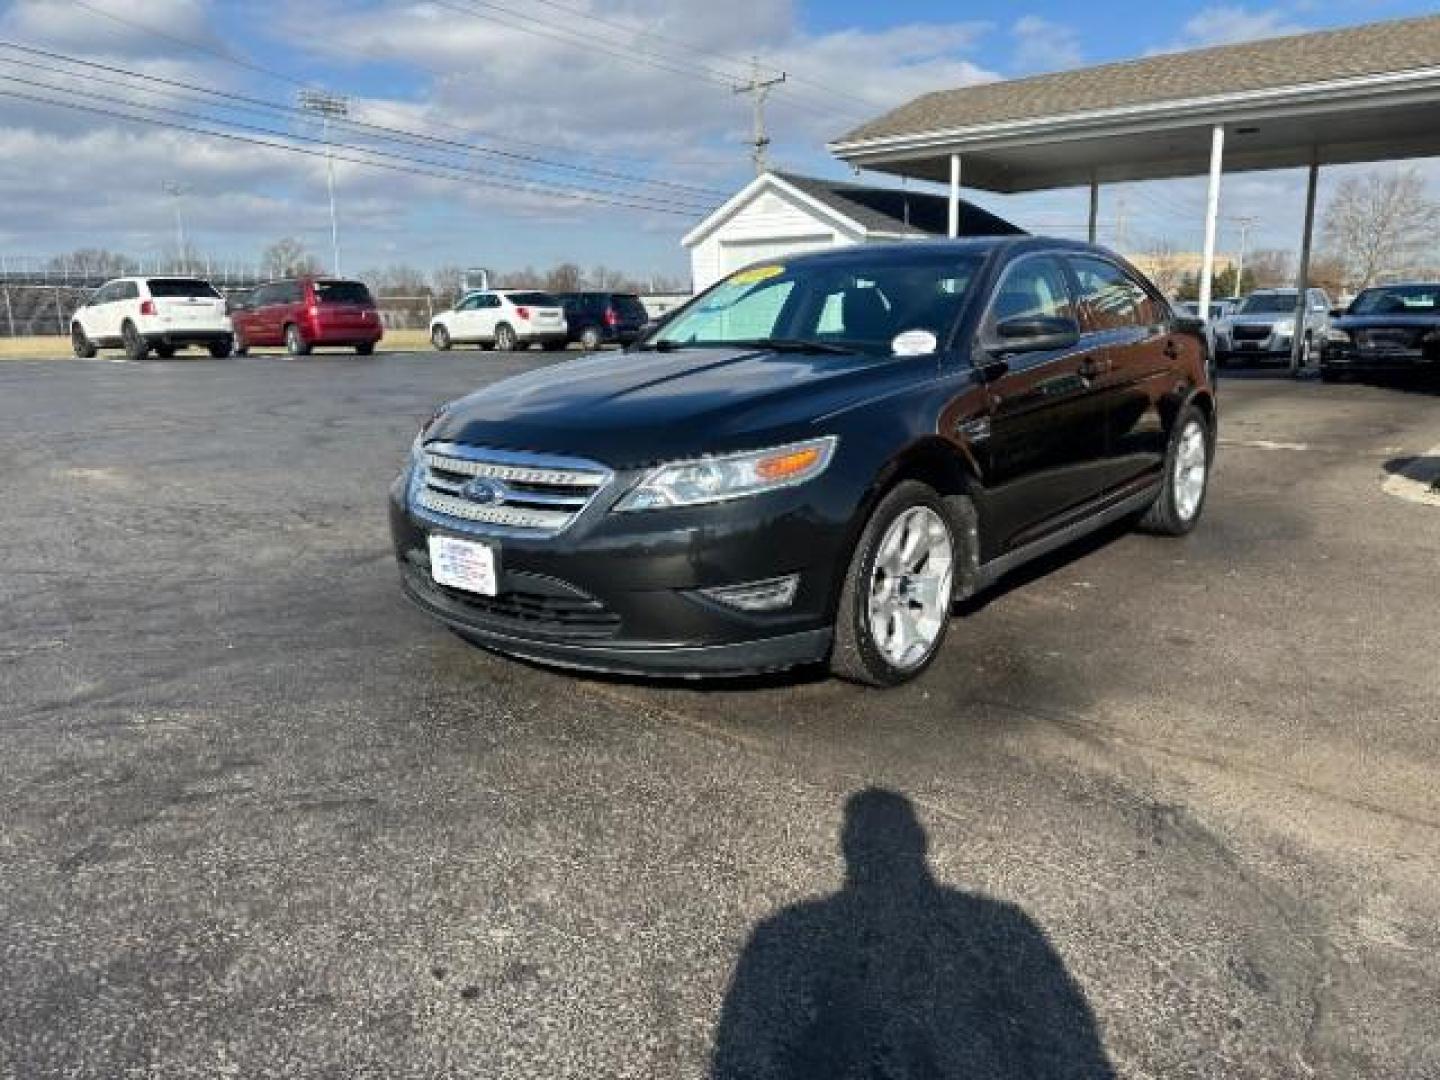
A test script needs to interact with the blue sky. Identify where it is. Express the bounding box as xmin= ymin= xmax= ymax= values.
xmin=0 ymin=0 xmax=1436 ymax=282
